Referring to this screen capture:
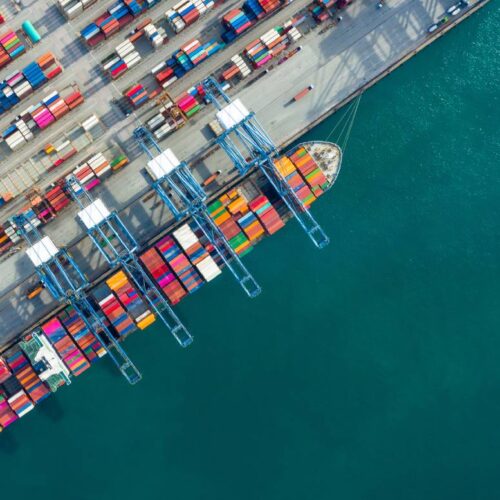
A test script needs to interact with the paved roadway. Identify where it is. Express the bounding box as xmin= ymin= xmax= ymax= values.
xmin=0 ymin=0 xmax=477 ymax=347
